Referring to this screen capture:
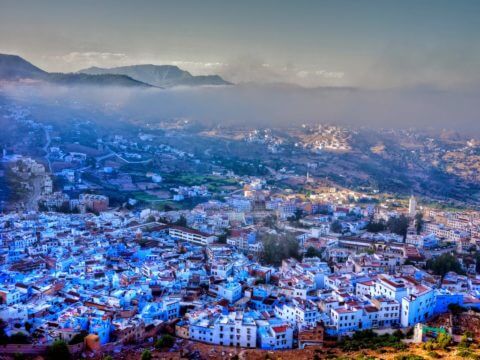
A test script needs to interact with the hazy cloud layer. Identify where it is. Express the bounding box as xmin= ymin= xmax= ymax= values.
xmin=41 ymin=52 xmax=347 ymax=88
xmin=1 ymin=83 xmax=479 ymax=135
xmin=36 ymin=47 xmax=480 ymax=90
